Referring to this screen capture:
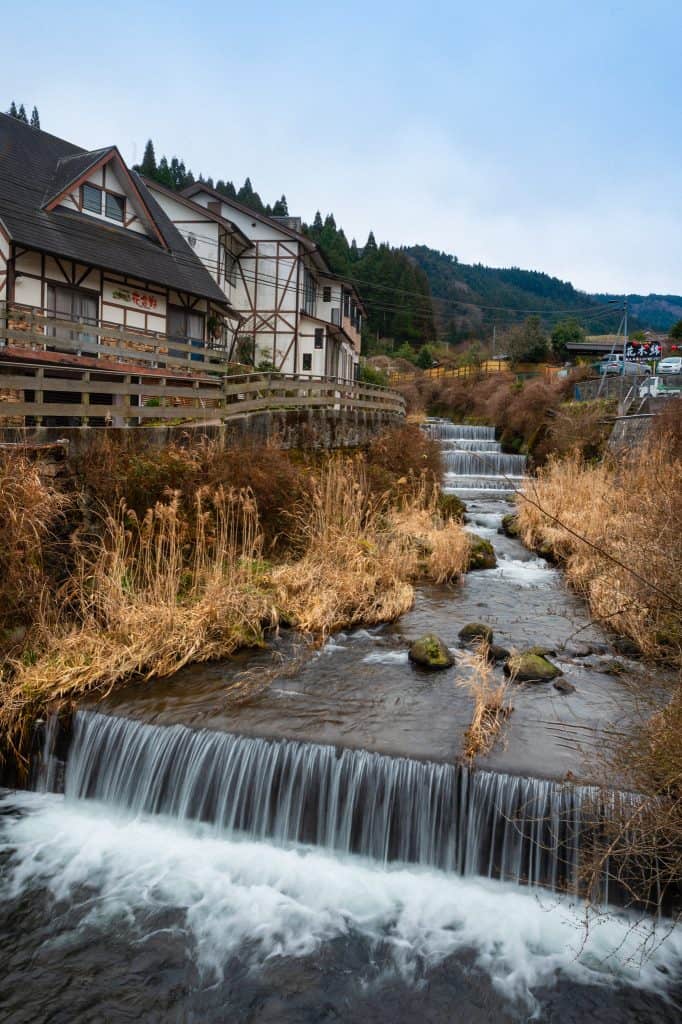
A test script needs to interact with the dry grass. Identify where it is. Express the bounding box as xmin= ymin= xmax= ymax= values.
xmin=516 ymin=437 xmax=682 ymax=663
xmin=271 ymin=458 xmax=471 ymax=637
xmin=457 ymin=643 xmax=512 ymax=761
xmin=0 ymin=487 xmax=276 ymax=762
xmin=0 ymin=451 xmax=68 ymax=633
